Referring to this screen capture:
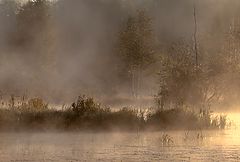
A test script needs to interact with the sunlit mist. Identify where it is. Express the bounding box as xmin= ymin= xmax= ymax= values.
xmin=1 ymin=0 xmax=240 ymax=161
